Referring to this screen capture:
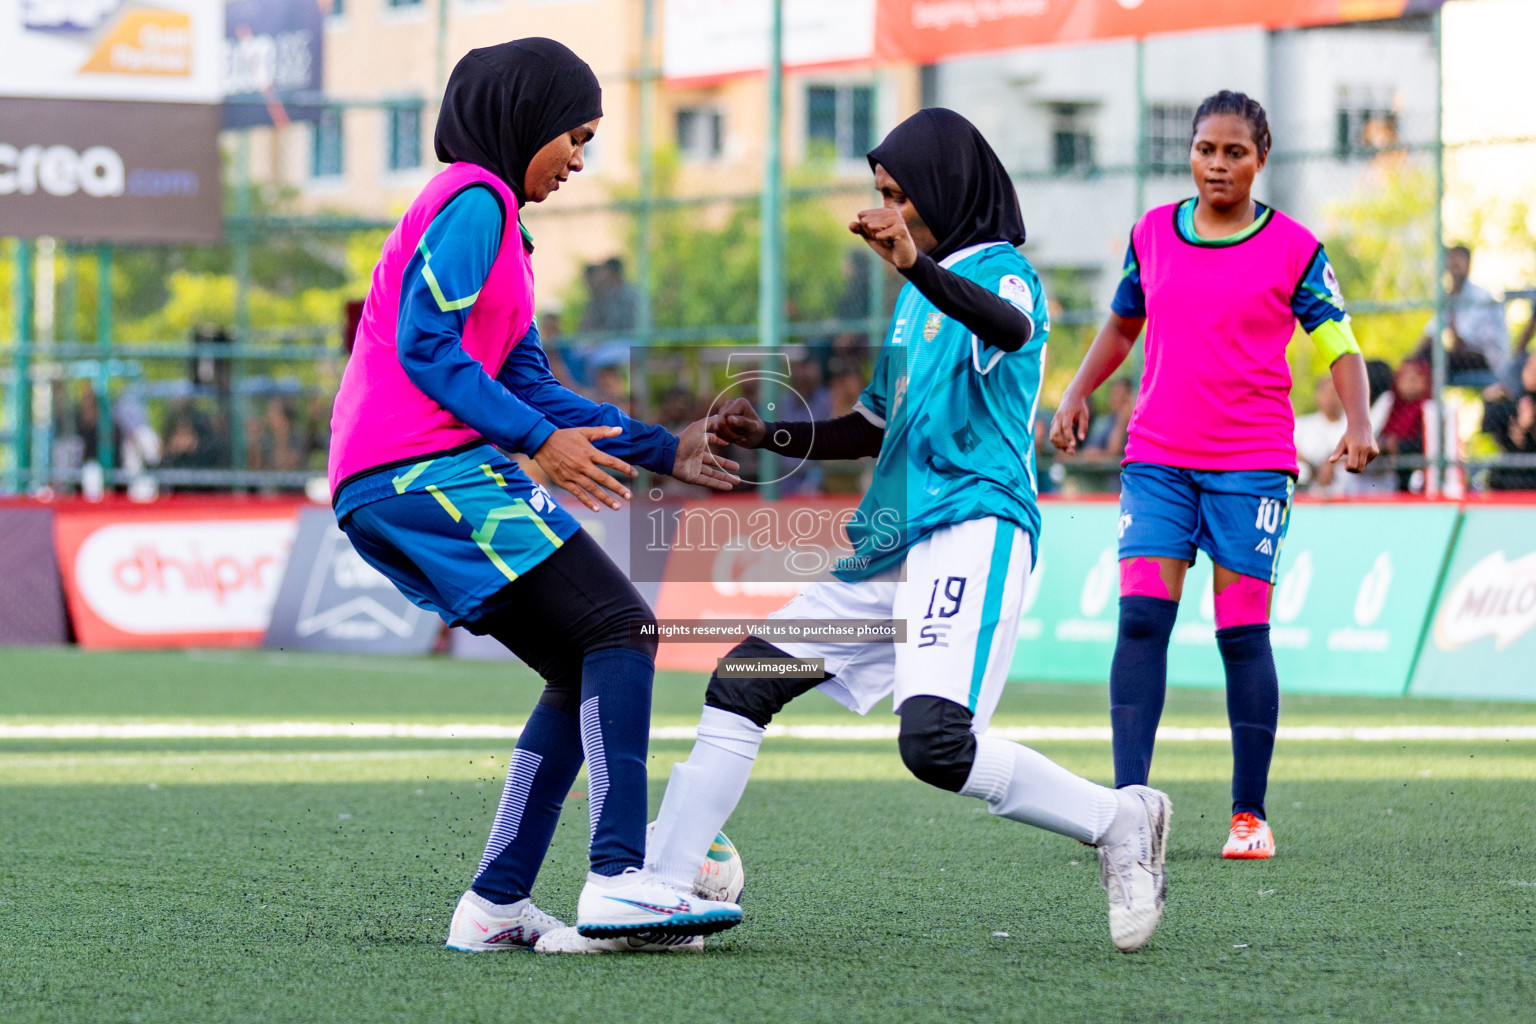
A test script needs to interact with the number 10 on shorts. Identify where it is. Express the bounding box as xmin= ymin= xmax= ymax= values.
xmin=1255 ymin=498 xmax=1283 ymax=534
